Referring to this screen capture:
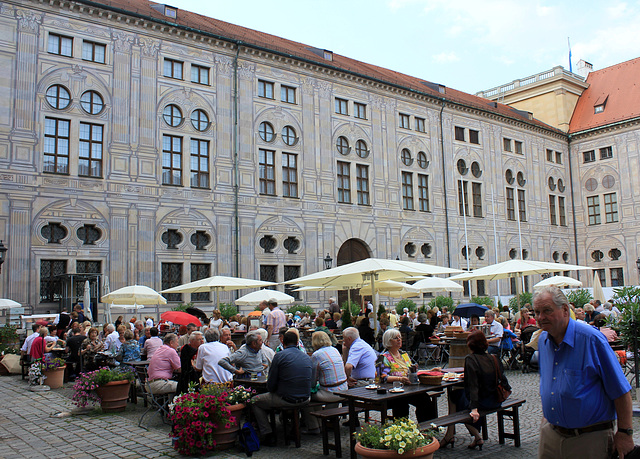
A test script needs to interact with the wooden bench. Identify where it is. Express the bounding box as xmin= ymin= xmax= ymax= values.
xmin=418 ymin=398 xmax=526 ymax=447
xmin=311 ymin=406 xmax=363 ymax=458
